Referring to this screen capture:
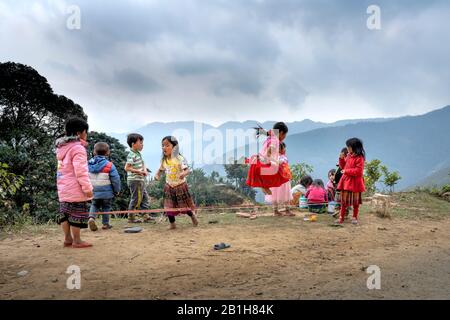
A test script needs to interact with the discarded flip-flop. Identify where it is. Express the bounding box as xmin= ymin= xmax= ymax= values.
xmin=330 ymin=223 xmax=344 ymax=228
xmin=213 ymin=242 xmax=231 ymax=250
xmin=124 ymin=227 xmax=143 ymax=233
